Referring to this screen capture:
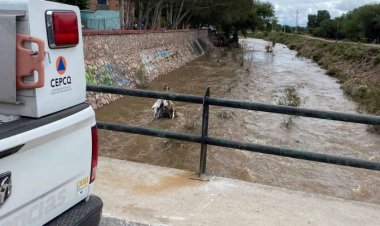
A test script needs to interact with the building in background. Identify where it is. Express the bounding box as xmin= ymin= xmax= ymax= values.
xmin=87 ymin=0 xmax=122 ymax=11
